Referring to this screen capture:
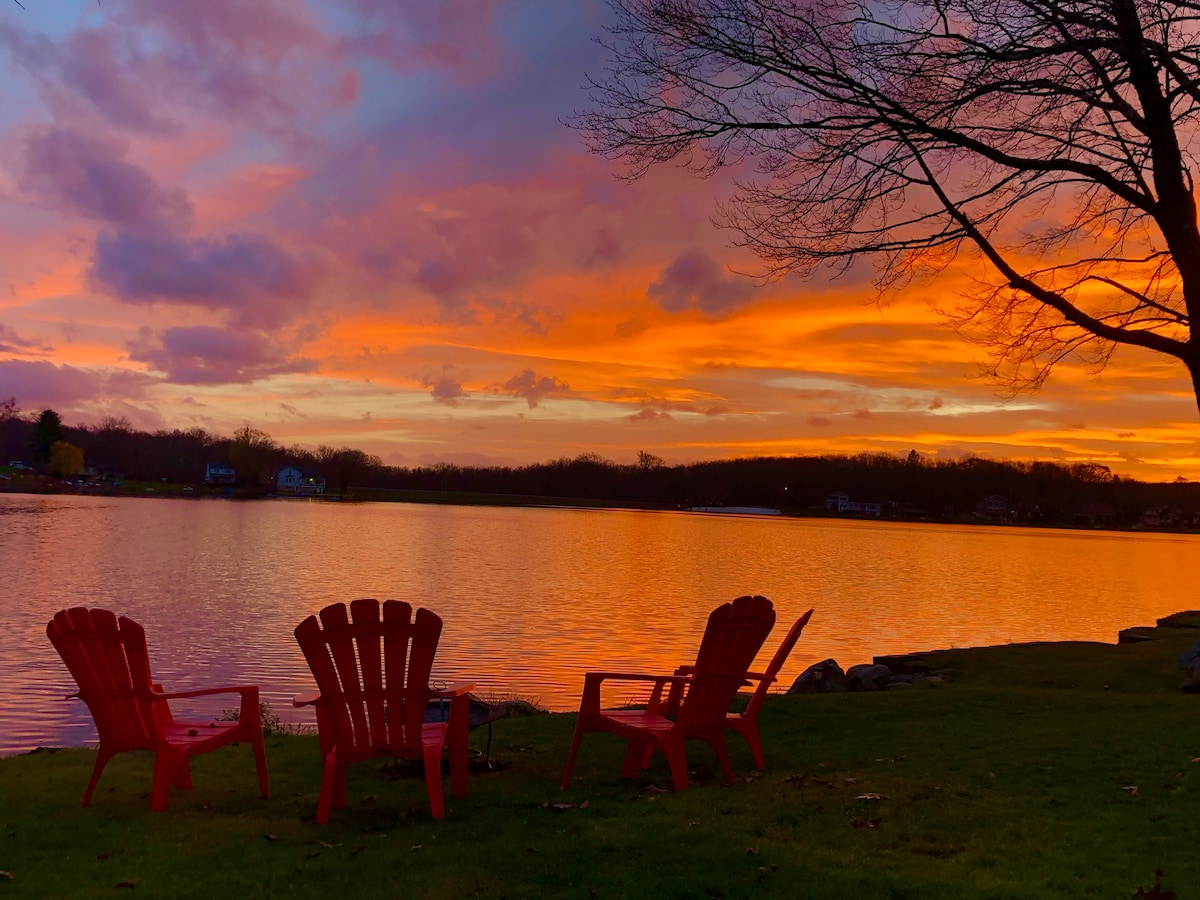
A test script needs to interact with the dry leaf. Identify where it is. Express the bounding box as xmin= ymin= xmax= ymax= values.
xmin=645 ymin=784 xmax=667 ymax=793
xmin=1122 ymin=785 xmax=1140 ymax=797
xmin=551 ymin=802 xmax=575 ymax=811
xmin=579 ymin=800 xmax=590 ymax=809
xmin=856 ymin=793 xmax=886 ymax=801
xmin=411 ymin=845 xmax=422 ymax=851
xmin=264 ymin=833 xmax=279 ymax=842
xmin=317 ymin=841 xmax=340 ymax=850
xmin=0 ymin=872 xmax=11 ymax=883
xmin=850 ymin=818 xmax=882 ymax=829
xmin=746 ymin=847 xmax=758 ymax=855
xmin=844 ymin=777 xmax=859 ymax=784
